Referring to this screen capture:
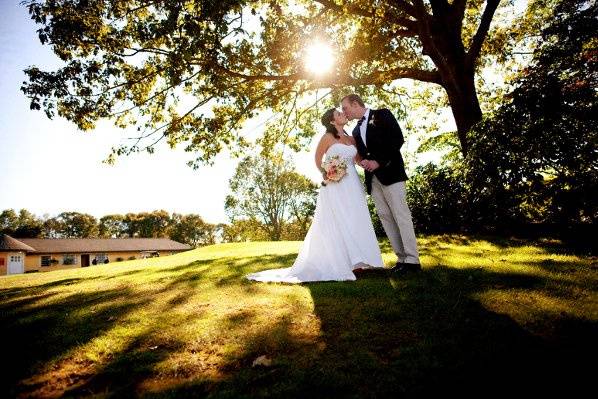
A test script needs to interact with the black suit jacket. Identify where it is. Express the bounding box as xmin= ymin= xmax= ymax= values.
xmin=352 ymin=108 xmax=408 ymax=194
